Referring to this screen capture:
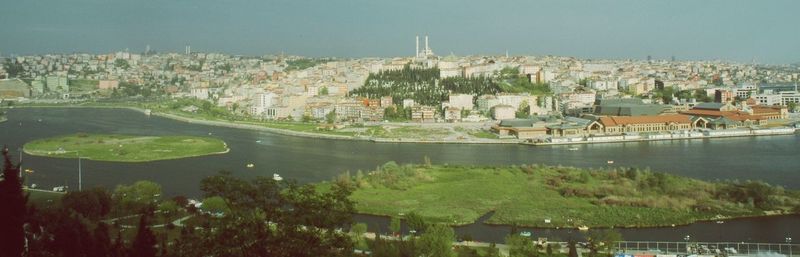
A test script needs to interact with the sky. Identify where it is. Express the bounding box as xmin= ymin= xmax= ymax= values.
xmin=1 ymin=0 xmax=799 ymax=64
